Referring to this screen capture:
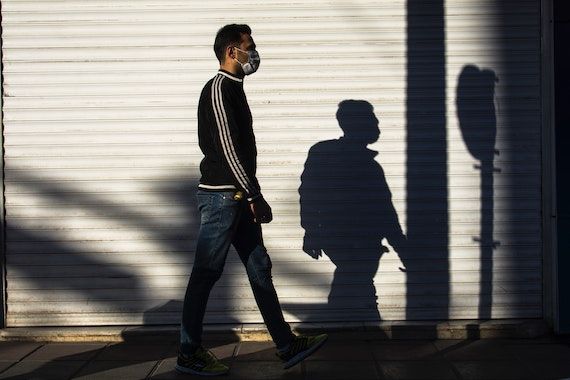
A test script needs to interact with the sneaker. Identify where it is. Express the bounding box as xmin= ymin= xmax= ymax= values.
xmin=276 ymin=333 xmax=328 ymax=369
xmin=175 ymin=346 xmax=229 ymax=376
